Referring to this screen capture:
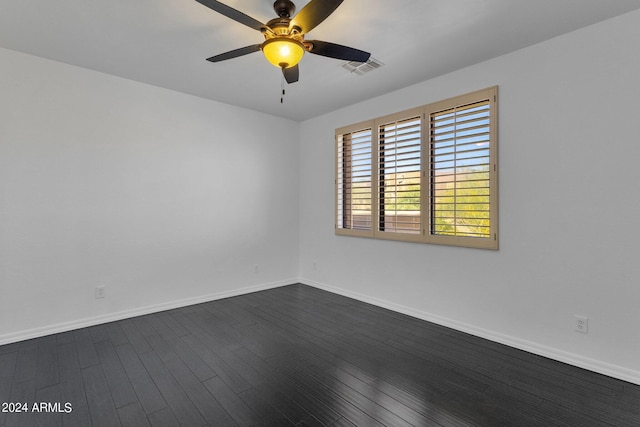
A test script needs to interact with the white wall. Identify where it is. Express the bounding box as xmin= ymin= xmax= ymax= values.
xmin=0 ymin=47 xmax=300 ymax=342
xmin=298 ymin=9 xmax=640 ymax=384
